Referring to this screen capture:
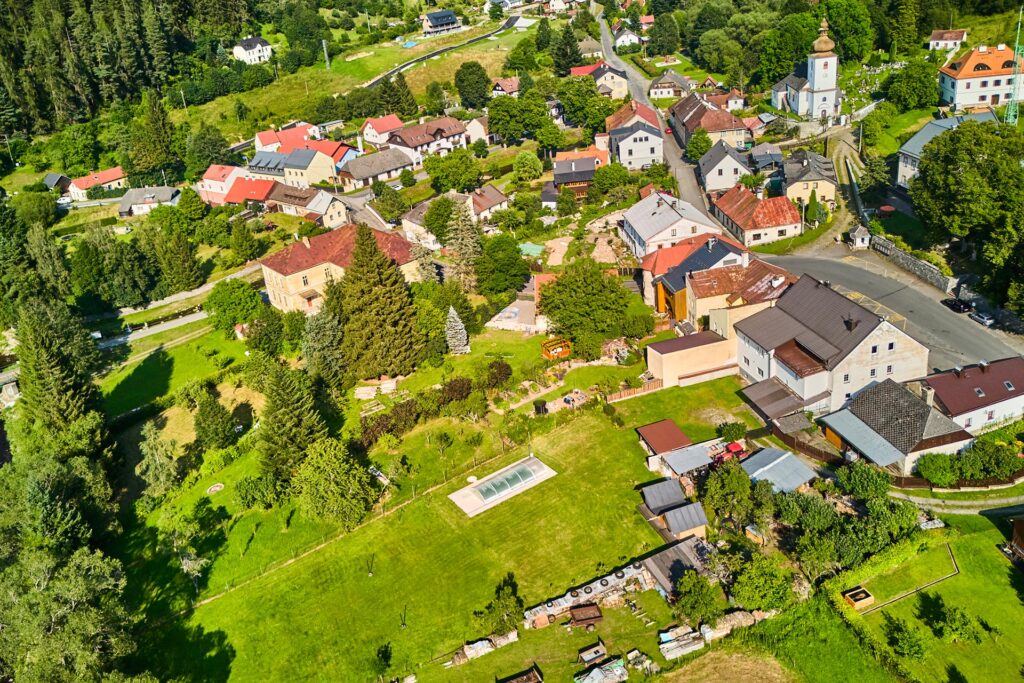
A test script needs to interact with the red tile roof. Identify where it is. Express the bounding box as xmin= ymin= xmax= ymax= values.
xmin=255 ymin=122 xmax=316 ymax=148
xmin=202 ymin=164 xmax=240 ymax=182
xmin=922 ymin=357 xmax=1024 ymax=417
xmin=360 ymin=114 xmax=404 ymax=135
xmin=260 ymin=224 xmax=414 ymax=276
xmin=280 ymin=138 xmax=354 ymax=164
xmin=468 ymin=184 xmax=508 ymax=214
xmin=713 ymin=185 xmax=800 ymax=232
xmin=71 ymin=166 xmax=125 ymax=191
xmin=636 ymin=419 xmax=692 ymax=454
xmin=639 ymin=183 xmax=657 ymax=199
xmin=554 ymin=145 xmax=609 ymax=167
xmin=941 ymin=45 xmax=1023 ymax=79
xmin=223 ymin=178 xmax=277 ymax=204
xmin=606 ymin=100 xmax=659 ymax=132
xmin=492 ymin=76 xmax=520 ymax=93
xmin=570 ymin=61 xmax=605 ymax=77
xmin=639 ymin=233 xmax=745 ymax=275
